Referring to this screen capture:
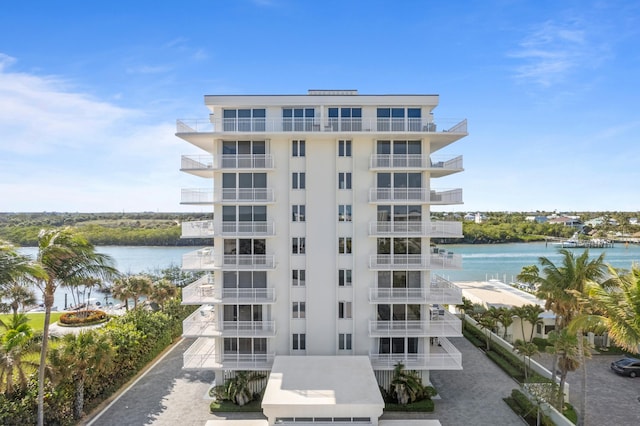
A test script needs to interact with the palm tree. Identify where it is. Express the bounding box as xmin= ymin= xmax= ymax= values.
xmin=390 ymin=362 xmax=424 ymax=405
xmin=0 ymin=279 xmax=37 ymax=316
xmin=496 ymin=307 xmax=515 ymax=341
xmin=518 ymin=249 xmax=607 ymax=426
xmin=477 ymin=311 xmax=498 ymax=351
xmin=49 ymin=330 xmax=114 ymax=419
xmin=149 ymin=279 xmax=179 ymax=311
xmin=574 ymin=265 xmax=640 ymax=354
xmin=523 ymin=304 xmax=544 ymax=343
xmin=0 ymin=313 xmax=39 ymax=395
xmin=110 ymin=277 xmax=135 ymax=311
xmin=546 ymin=329 xmax=580 ymax=409
xmin=127 ymin=275 xmax=153 ymax=309
xmin=456 ymin=297 xmax=474 ymax=331
xmin=512 ymin=339 xmax=539 ymax=380
xmin=0 ymin=240 xmax=43 ymax=302
xmin=222 ymin=370 xmax=266 ymax=406
xmin=34 ymin=228 xmax=119 ymax=426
